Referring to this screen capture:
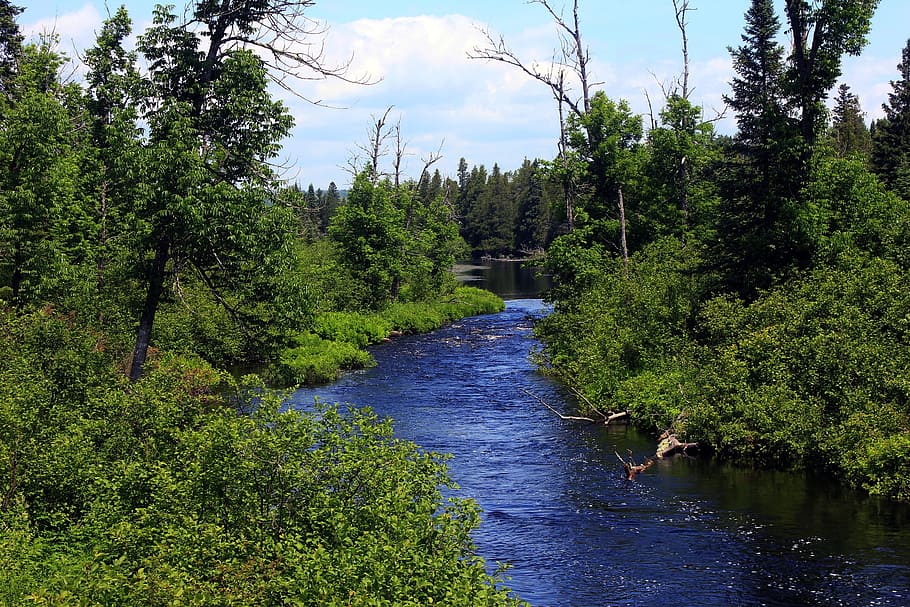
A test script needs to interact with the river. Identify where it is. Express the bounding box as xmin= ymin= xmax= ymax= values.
xmin=289 ymin=261 xmax=910 ymax=607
